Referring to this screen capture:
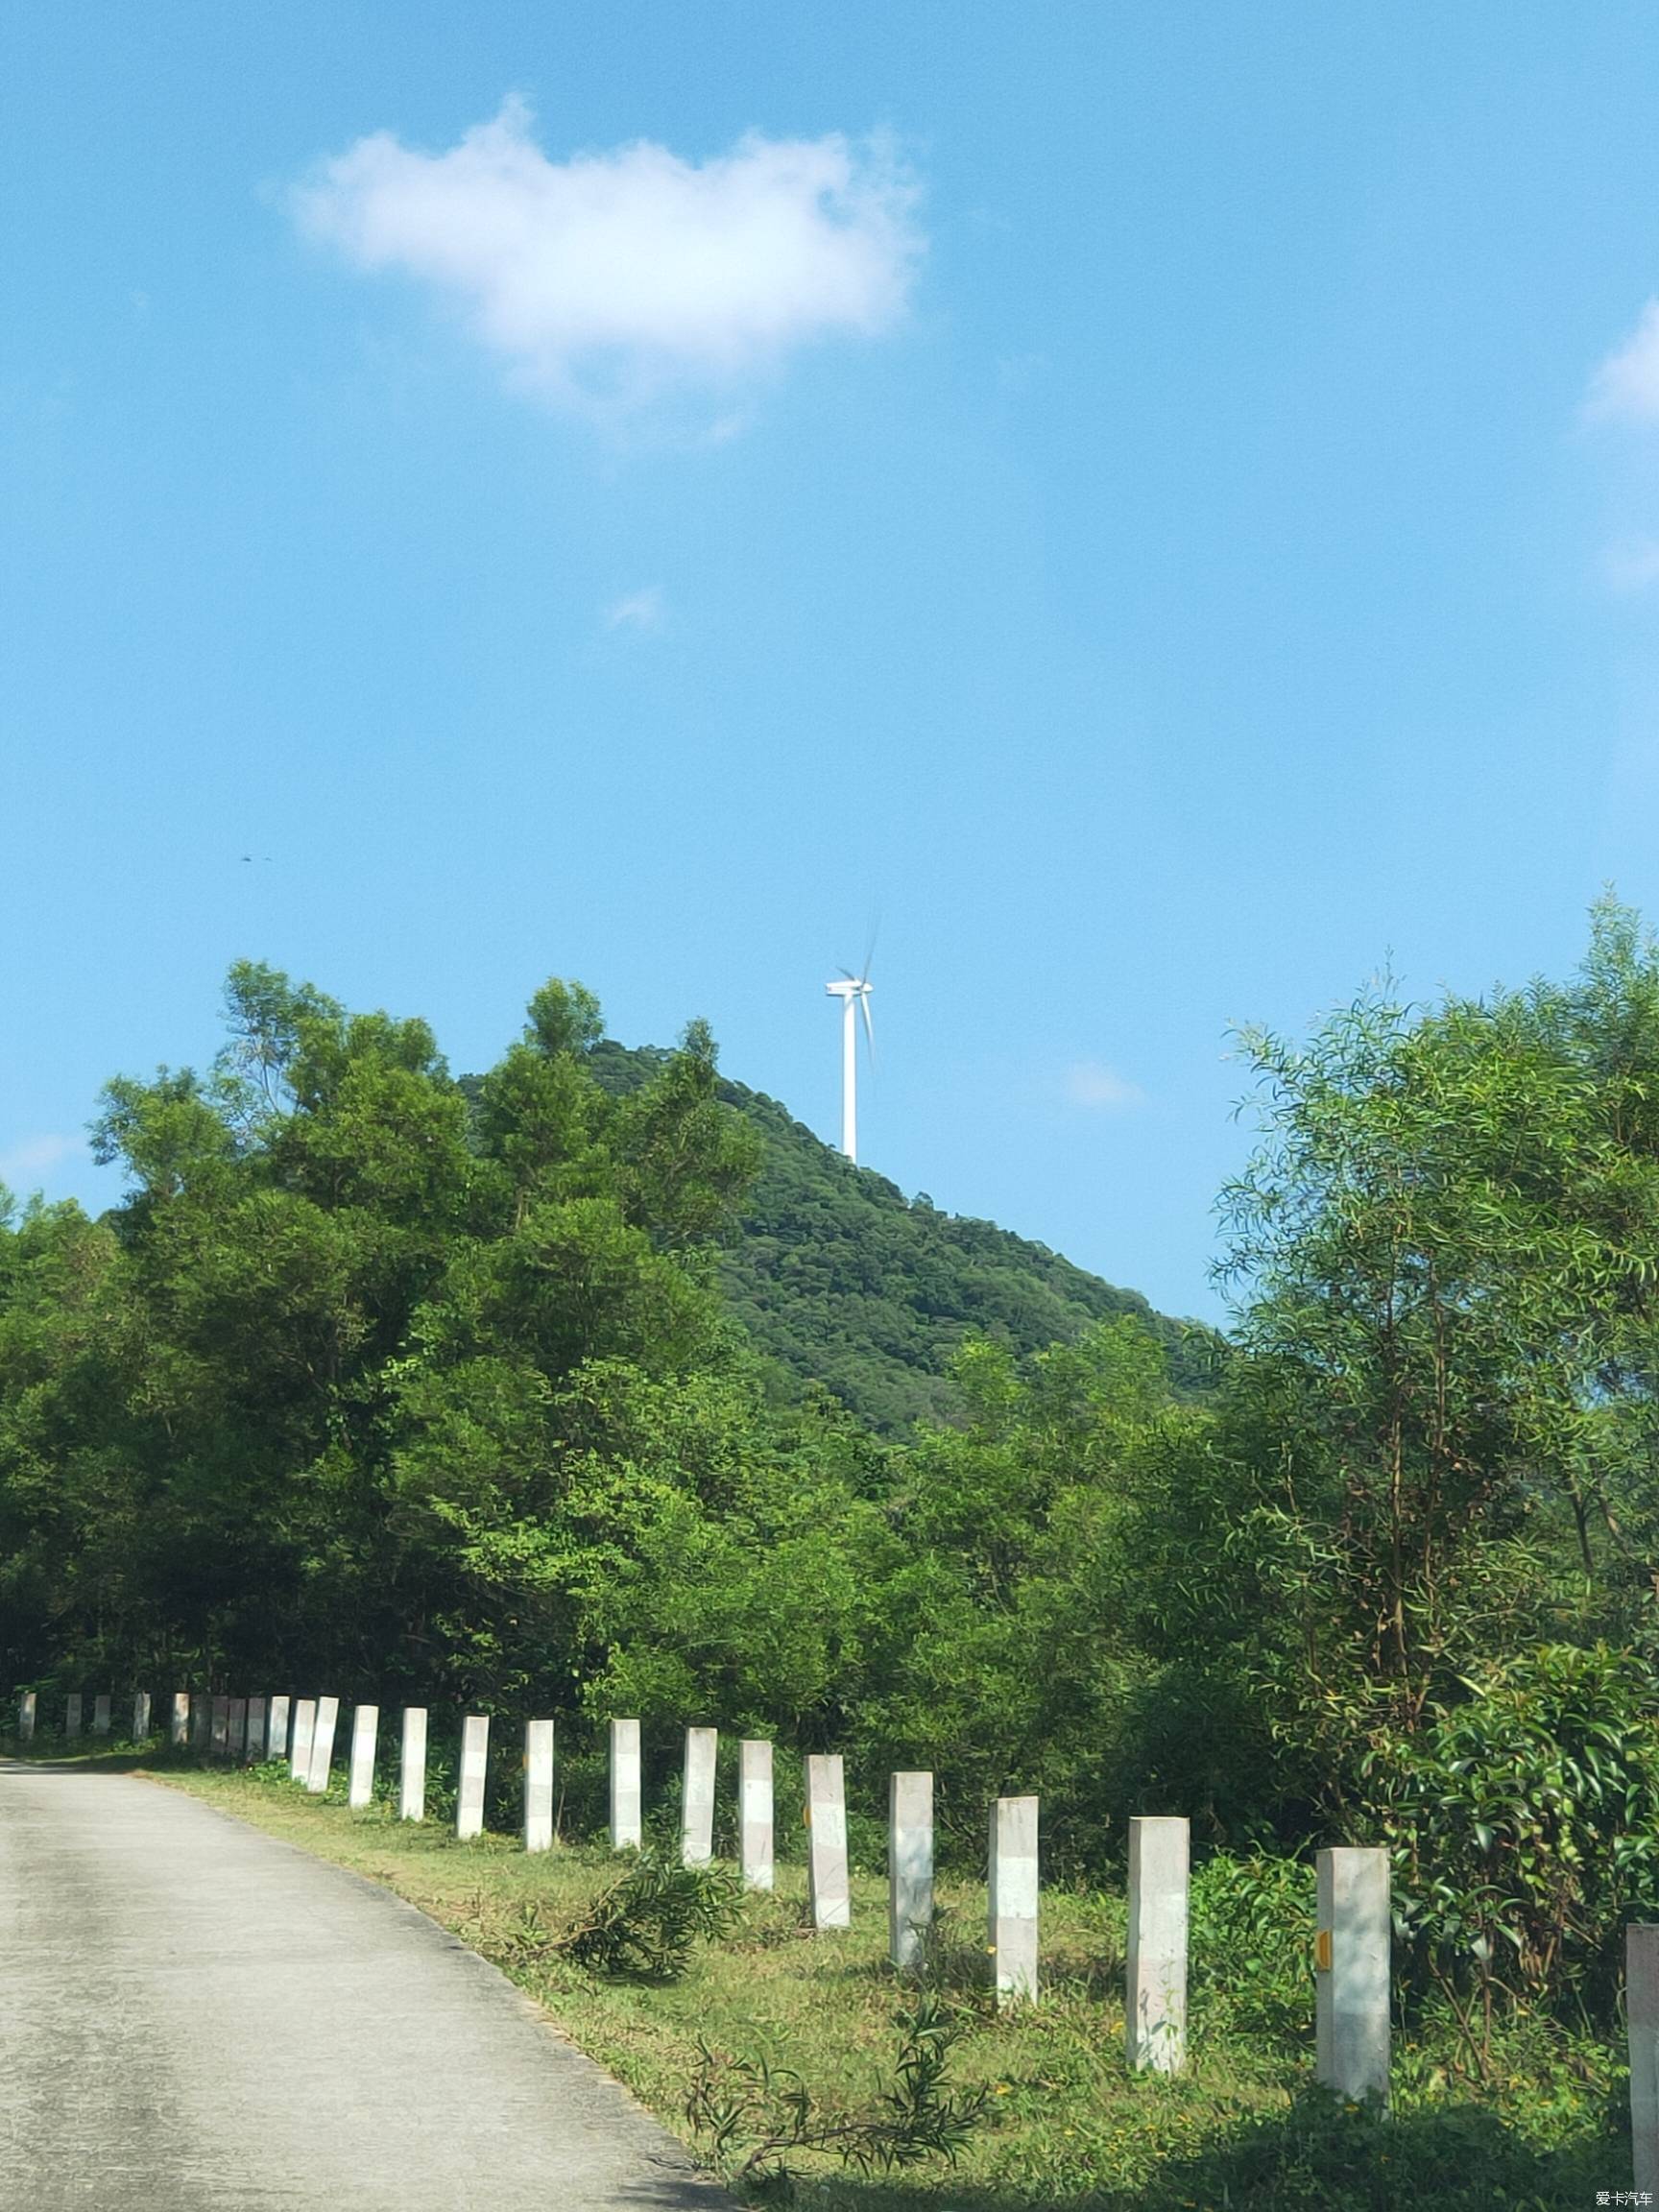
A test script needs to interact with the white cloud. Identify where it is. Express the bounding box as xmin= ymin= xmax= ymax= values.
xmin=293 ymin=99 xmax=922 ymax=412
xmin=1063 ymin=1061 xmax=1144 ymax=1111
xmin=0 ymin=1133 xmax=81 ymax=1188
xmin=604 ymin=586 xmax=665 ymax=632
xmin=1588 ymin=301 xmax=1659 ymax=422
